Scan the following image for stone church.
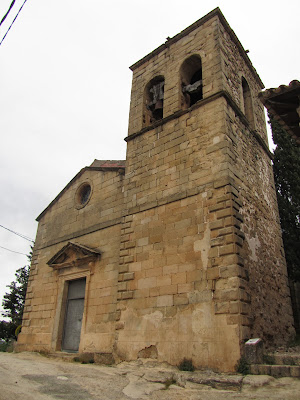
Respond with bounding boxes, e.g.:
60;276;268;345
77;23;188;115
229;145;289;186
17;8;295;372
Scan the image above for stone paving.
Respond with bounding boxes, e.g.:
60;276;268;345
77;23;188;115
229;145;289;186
0;352;300;400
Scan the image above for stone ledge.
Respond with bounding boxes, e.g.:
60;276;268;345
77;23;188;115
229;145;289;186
250;364;300;378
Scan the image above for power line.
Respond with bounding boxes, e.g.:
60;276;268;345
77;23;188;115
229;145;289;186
0;1;16;27
0;0;28;47
0;224;34;242
0;245;27;256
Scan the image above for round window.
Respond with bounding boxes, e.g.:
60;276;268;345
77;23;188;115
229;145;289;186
75;183;92;209
80;184;91;205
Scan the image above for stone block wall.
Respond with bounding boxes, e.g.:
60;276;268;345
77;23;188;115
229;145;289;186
115;183;247;370
223;102;295;346
218;21;267;142
17;169;124;354
125;97;227;211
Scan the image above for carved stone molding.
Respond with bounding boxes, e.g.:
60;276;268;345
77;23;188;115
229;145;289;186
47;241;101;270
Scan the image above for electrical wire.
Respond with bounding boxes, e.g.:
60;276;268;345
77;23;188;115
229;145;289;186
0;224;34;242
0;245;27;256
0;0;28;46
0;0;16;27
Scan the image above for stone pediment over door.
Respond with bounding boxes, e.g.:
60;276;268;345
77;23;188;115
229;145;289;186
47;242;101;270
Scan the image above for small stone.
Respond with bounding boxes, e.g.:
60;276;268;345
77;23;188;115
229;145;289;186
243;375;275;387
57;376;69;380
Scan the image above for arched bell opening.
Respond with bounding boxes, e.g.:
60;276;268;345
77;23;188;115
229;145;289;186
143;75;165;127
180;55;203;109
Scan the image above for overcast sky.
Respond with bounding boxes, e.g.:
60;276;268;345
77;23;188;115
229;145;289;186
0;0;299;316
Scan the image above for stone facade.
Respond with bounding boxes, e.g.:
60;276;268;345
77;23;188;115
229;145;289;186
16;8;295;372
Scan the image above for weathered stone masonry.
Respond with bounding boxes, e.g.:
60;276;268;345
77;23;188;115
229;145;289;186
17;8;295;372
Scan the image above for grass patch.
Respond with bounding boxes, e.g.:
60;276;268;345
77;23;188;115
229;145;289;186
164;378;176;390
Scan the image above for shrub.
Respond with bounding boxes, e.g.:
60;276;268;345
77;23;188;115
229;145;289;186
0;341;9;352
178;358;195;372
235;356;250;375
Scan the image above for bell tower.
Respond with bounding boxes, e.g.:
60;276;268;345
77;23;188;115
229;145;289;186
115;8;294;371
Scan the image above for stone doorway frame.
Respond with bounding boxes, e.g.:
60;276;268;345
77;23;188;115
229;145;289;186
47;242;101;353
53;271;91;352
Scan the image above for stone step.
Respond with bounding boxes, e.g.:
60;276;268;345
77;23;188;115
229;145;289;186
272;353;300;366
48;352;78;362
250;364;300;378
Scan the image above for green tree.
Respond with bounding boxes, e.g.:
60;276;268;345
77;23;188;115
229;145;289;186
0;247;32;343
0;320;16;343
270;115;300;282
2;265;30;327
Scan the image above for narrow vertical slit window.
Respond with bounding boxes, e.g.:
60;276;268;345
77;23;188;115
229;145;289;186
242;77;255;129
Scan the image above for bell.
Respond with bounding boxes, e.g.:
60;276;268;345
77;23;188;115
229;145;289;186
155;100;163;110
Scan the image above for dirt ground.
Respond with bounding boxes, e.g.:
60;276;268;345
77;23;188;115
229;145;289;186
0;352;299;400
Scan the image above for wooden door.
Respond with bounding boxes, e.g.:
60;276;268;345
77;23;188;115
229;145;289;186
62;278;86;352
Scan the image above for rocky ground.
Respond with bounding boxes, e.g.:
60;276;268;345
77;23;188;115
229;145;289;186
0;352;299;400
